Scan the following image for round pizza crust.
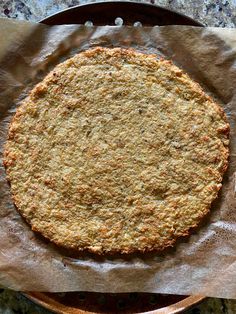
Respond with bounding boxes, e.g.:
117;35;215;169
4;47;229;254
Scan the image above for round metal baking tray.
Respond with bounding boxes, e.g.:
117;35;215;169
24;2;204;313
41;0;203;26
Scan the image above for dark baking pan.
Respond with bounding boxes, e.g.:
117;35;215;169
24;2;204;313
41;1;204;26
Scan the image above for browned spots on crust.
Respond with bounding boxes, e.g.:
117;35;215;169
31;84;46;99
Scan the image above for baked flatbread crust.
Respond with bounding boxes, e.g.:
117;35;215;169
4;47;229;254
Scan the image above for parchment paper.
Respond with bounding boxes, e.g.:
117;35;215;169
0;18;235;298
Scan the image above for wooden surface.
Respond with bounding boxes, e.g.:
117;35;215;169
24;292;205;314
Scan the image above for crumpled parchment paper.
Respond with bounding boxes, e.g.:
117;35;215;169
0;18;235;298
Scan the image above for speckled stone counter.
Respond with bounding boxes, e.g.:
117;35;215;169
0;1;235;313
1;0;236;26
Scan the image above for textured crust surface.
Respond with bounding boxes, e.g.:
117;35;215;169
4;47;229;254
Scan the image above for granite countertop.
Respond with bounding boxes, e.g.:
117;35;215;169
1;0;236;26
0;0;236;313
